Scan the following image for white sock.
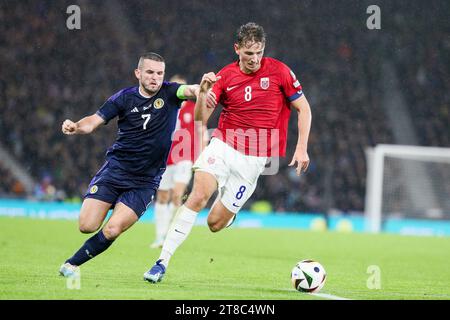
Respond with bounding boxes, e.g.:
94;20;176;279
168;202;176;217
160;202;176;239
159;205;197;267
167;202;179;223
154;202;169;242
160;202;179;239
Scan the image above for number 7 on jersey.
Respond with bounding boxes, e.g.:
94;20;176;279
142;114;151;130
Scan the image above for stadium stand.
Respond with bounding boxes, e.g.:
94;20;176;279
0;0;448;215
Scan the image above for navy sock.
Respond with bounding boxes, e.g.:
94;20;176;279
66;229;114;266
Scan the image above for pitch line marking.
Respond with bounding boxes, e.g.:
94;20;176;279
309;292;351;300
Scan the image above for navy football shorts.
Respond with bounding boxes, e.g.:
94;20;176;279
83;161;158;217
84;182;156;218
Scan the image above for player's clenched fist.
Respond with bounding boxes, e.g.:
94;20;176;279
62;119;78;135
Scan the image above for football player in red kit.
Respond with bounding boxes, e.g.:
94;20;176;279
144;22;312;283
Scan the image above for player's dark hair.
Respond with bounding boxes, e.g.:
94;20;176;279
137;52;165;69
236;22;266;47
139;52;165;62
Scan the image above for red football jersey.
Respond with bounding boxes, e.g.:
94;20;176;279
167;100;200;165
211;57;303;157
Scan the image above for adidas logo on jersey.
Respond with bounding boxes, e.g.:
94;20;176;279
131;107;139;113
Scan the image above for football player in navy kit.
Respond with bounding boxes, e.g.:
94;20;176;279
59;52;208;277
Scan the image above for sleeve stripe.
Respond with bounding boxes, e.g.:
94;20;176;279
95;110;108;125
176;85;187;100
288;90;303;102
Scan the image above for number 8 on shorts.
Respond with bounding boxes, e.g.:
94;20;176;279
235;185;247;200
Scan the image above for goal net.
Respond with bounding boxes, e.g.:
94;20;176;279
365;144;450;233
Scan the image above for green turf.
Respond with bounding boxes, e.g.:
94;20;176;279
1;216;450;300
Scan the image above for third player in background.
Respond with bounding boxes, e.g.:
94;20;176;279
150;75;208;249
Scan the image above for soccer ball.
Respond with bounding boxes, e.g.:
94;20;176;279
291;259;326;293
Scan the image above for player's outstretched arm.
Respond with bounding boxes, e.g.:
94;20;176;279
61;114;104;135
182;84;200;100
194;72;220;125
289;95;312;176
182;84;216;109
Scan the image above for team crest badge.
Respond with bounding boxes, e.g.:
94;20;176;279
207;157;215;165
90;185;98;194
154;98;165;109
260;77;270;90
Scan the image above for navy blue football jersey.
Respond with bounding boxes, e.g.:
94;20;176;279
95;82;184;186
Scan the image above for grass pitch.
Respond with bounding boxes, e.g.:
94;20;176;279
1;216;450;300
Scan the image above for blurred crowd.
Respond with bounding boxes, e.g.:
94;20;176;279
0;0;448;214
389;2;449;147
0;163;25;196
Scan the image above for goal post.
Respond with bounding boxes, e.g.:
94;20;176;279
365;144;450;233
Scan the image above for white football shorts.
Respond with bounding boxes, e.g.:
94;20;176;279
159;160;193;190
192;138;268;213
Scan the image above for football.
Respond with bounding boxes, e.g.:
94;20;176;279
291;259;326;293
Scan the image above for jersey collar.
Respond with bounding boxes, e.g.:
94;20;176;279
138;86;159;99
